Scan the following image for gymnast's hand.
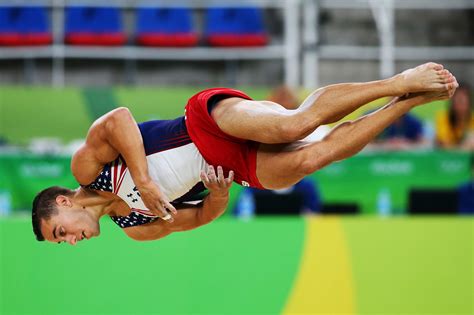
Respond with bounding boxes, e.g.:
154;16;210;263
200;165;234;197
136;179;177;223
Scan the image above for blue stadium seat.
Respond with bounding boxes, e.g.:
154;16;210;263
204;7;268;47
65;6;126;46
136;7;197;47
0;6;52;46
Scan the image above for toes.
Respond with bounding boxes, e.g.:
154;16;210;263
436;70;451;83
445;76;455;83
427;62;443;70
451;75;459;86
431;82;447;91
445;82;457;90
439;70;456;84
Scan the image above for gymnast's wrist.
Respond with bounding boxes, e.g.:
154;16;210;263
134;175;153;188
209;191;230;199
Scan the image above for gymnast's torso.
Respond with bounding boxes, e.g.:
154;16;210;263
85;117;209;228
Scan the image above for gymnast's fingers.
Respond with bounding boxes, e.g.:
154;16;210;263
207;165;217;182
225;170;234;186
158;203;174;223
200;170;210;188
217;166;225;185
163;200;177;215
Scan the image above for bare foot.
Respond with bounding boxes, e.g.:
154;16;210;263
394;62;458;95
405;80;458;107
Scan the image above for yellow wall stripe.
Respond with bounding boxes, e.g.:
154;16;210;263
283;217;355;315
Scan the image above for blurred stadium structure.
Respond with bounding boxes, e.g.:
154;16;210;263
0;0;472;213
0;1;473;315
0;0;473;87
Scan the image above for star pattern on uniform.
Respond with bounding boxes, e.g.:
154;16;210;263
87;163;113;192
110;211;158;228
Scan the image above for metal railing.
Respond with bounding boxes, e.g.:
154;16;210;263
302;0;474;88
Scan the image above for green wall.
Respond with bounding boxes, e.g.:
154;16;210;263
311;151;470;214
0;87;90;144
0;151;469;214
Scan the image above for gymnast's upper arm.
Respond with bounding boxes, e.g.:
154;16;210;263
71;112;120;185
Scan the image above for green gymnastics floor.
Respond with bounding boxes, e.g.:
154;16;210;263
1;216;472;315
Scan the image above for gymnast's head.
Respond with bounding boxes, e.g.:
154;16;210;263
32;186;100;245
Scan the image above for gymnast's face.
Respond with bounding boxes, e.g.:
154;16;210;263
40;196;100;245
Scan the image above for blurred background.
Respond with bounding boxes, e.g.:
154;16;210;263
0;0;473;314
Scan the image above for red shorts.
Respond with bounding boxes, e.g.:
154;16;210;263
185;88;264;189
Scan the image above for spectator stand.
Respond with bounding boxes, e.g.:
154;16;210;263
2;0;473;88
0;0;299;88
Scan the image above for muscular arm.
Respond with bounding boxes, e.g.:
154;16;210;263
71;107;146;184
124;166;233;241
71;107;176;218
124;192;229;241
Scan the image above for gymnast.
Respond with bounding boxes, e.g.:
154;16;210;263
31;62;458;244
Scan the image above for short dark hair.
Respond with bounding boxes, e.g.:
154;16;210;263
32;186;73;241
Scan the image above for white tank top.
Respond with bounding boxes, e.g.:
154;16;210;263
111;143;208;211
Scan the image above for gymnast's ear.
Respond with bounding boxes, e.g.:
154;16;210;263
55;195;72;207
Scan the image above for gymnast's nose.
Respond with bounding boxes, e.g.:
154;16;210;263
66;235;77;246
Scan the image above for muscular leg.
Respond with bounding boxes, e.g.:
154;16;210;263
256;88;456;189
212;63;457;144
298;63;455;125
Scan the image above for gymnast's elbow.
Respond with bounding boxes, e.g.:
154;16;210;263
196;209;224;227
124;227;171;242
104;107;134;129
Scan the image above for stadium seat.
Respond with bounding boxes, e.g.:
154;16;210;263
135;7;198;47
0;6;52;46
65;6;126;46
204;7;268;47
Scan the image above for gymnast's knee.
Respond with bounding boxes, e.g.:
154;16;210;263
276;117;319;143
297;147;335;175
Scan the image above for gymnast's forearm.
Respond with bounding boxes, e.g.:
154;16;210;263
104;107;151;186
197;192;229;224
